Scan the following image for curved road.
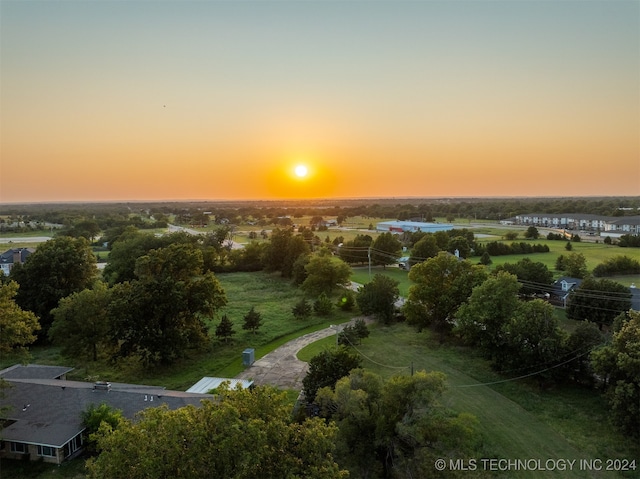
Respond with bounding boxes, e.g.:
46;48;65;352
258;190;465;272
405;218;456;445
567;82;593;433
234;318;369;390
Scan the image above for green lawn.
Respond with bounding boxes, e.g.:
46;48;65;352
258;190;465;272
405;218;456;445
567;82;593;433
298;323;638;479
0;271;354;392
351;265;412;296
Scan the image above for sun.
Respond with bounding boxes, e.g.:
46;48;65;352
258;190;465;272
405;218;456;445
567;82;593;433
294;164;308;178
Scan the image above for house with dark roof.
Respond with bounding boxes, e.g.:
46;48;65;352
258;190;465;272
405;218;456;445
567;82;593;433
0;364;212;464
0;248;34;276
551;276;583;308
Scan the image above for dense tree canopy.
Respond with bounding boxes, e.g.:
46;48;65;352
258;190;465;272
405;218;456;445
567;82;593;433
86;386;347;479
301;249;351;295
103;230;198;284
593;255;640;277
316;369;481;479
0;281;40;356
302;347;362;402
409;234;440;267
493;258;553;295
337;234;372;265
501;300;567;386
455;271;521;356
591;311;640;438
109;243;227;365
566;277;632;329
370;232;402;268
356;273;400;324
559;252;588;279
50;282;113;361
10;236;97;336
405;252;488;337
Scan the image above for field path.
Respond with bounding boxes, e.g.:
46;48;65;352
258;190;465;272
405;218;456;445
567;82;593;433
235;318;367;390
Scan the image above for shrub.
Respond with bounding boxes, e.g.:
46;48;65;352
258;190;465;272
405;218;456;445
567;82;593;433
292;298;312;320
314;292;333;316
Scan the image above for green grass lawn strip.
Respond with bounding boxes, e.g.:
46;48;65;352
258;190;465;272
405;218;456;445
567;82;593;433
298;323;634;479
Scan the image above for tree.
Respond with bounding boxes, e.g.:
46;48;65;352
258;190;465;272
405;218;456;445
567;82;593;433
561;252;588;278
67;219;101;241
494;258;553;295
283;235;311;278
565;241;573;251
591;311;640;438
565;321;603;385
10;236;97;337
405;252;488;337
0;281;40;356
262;228;310;278
337;289;355;311
501;300;567;386
479;251;492;265
338;318;369;347
102;230;196;285
593;255;640;277
455;271;521;356
227;241;266;272
242;306;262;334
301;249;351;295
352;318;370;341
504;231;519;241
409;234;440;267
86;386;347;479
313;292;334;316
82;403;124;454
315;369;481;479
566;277;632;329
524;226;540;239
49;282;113;361
371;232;402;268
448;235;470;258
302;347;362;402
292;298;312;320
338;234;372;265
356;274;399;324
215;314;236;343
109;243;227;365
291;253;311;285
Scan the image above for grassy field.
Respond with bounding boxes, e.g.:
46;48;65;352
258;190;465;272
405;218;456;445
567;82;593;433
0;272;354;391
351;266;412;296
2;269;638;478
298;323;639;479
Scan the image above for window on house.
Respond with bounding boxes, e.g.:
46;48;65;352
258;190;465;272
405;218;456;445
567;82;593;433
10;442;27;453
64;433;83;457
37;445;56;457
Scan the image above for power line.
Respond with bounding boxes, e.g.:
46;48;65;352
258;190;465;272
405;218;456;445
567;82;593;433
454;348;595;388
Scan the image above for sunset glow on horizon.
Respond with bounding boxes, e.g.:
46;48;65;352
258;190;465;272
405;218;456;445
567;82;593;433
1;1;638;203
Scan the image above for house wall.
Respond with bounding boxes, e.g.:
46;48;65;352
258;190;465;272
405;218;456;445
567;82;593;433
1;441;64;465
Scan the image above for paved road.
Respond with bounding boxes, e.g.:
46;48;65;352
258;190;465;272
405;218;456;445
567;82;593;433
235;318;369;390
0;236;52;243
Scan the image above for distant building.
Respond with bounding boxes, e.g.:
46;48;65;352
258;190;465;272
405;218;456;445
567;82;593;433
376;221;453;234
513;213;640;236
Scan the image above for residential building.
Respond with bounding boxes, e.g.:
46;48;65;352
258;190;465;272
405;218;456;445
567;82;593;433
0;364;212;464
0;248;34;276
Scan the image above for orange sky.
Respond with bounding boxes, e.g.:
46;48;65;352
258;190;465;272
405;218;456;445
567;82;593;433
1;1;638;203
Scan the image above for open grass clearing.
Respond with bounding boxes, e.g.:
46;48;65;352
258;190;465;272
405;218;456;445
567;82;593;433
298;322;637;479
0;272;354;392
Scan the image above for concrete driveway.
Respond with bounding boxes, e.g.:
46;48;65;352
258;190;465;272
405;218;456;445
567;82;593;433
234;318;368;390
